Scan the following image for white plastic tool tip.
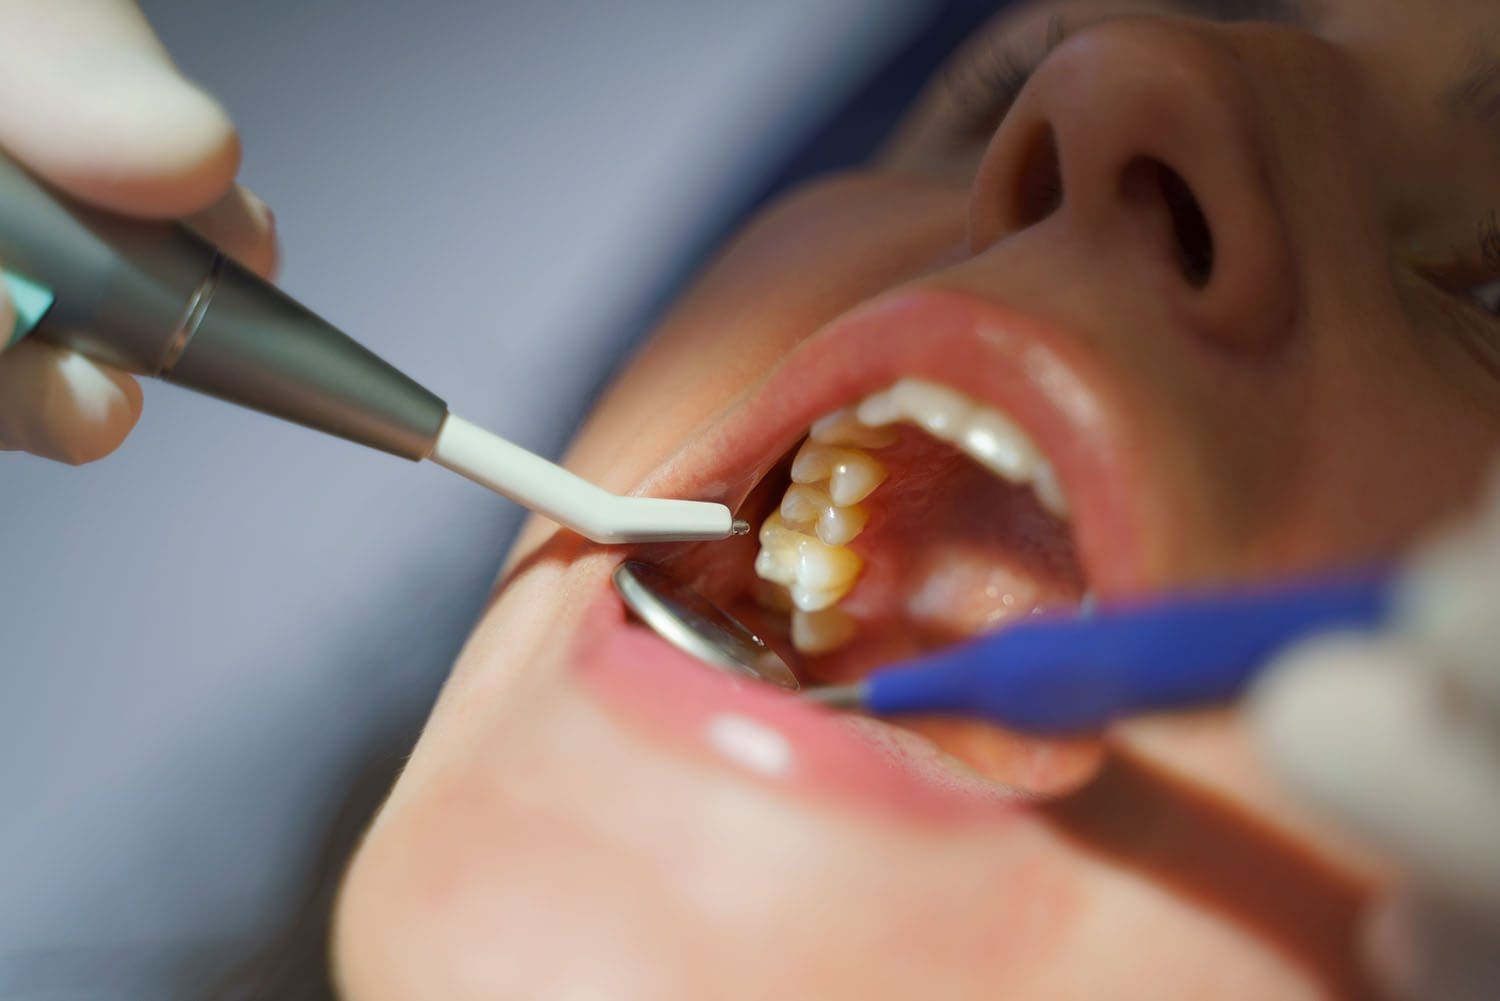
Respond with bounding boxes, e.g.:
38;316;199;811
429;413;737;544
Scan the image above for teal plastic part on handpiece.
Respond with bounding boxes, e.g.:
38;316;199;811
3;272;55;348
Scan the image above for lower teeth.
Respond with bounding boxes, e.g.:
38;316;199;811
790;606;856;655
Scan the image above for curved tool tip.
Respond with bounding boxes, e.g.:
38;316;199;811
731;518;751;536
801;682;866;710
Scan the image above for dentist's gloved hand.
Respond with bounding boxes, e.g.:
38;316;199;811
0;0;277;464
1251;470;1500;1001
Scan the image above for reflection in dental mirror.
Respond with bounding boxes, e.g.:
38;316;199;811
612;560;800;690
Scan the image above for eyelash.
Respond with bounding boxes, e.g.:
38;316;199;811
1470;212;1500;315
943;15;1071;141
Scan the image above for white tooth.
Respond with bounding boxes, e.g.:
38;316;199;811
810;409;898;448
790;441;839;483
779;483;828;527
960;408;1040;484
791;607;856;655
790;583;843;612
855;388;904;428
890;378;971;440
1032;460;1070;518
754;546;797;587
828;451;887;506
794;535;862;591
816;503;868;546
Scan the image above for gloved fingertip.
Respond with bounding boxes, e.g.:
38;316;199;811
1249;633;1381;758
0;344;143;464
10;56;241;218
50;352;143;464
87;59;242;217
186;184;281;279
1248;632;1424;825
250;196;283;281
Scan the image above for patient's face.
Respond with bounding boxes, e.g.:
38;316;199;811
336;1;1500;997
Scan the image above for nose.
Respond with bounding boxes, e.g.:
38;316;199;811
970;19;1297;353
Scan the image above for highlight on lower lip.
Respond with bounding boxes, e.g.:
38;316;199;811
571;588;1027;821
705;713;795;777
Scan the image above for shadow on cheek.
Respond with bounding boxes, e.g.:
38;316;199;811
1040;747;1378;999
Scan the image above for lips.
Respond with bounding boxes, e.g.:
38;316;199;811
570;286;1149;809
574;586;1030;820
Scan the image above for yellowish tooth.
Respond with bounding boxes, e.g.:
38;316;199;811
790;583;842;612
811;408;898;448
754;546;797;587
828;451;887;506
794;535;863;591
891;378;971;440
790;441;839;483
1033;461;1070;518
758;511;796;548
791;607;856;655
816;503;868;546
755;511;805;587
779;483;829;527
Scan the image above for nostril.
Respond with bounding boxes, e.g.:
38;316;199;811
1122;157;1215;288
1158;163;1214;287
1013;126;1063;228
1156;160;1214;287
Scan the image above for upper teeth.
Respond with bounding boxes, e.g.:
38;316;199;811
791;444;889;506
858;379;1066;517
809;410;898;449
755;378;1072;657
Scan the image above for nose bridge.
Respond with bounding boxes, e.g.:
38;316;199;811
972;18;1299;355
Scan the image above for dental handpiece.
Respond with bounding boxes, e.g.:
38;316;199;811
0;149;741;544
804;572;1393;733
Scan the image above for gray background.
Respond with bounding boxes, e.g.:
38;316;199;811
0;2;918;995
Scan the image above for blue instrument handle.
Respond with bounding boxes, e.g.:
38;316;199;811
863;572;1393;733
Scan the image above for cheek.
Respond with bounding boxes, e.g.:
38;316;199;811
563;173;968;492
1258;308;1500;568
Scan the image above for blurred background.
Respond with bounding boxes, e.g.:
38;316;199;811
0;2;1000;996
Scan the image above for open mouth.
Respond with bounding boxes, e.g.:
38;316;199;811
579;288;1146;800
745;378;1087;672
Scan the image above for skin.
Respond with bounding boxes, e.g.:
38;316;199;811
333;1;1500;997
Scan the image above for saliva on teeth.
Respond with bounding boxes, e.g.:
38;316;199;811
754;378;1072;657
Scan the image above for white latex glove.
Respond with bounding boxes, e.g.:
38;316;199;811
1251;468;1500;1001
0;0;277;464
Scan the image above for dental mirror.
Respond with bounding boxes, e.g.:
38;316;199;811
612;560;800;691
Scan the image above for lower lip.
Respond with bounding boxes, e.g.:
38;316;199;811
571;581;1029;823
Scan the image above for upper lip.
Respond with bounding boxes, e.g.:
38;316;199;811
623;286;1149;597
